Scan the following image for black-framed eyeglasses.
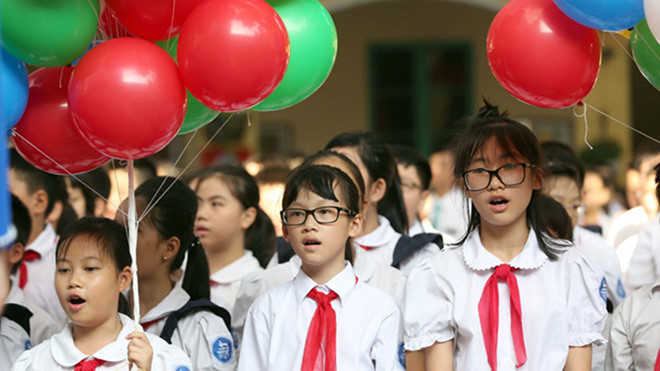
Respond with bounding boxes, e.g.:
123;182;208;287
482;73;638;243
280;206;356;226
462;163;534;191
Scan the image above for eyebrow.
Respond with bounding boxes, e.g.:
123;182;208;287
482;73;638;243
56;256;104;263
470;152;518;165
197;195;226;202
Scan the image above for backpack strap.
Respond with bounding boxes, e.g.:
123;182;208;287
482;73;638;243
160;299;231;344
3;303;32;336
276;236;296;264
392;233;444;269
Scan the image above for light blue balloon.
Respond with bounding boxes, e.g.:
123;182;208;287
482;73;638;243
554;0;643;31
1;48;28;131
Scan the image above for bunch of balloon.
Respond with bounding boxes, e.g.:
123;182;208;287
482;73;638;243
68;38;187;160
487;0;601;109
0;0;99;67
11;67;110;175
1;48;28;131
177;0;290;112
631;19;660;91
252;0;338;111
554;0;643;31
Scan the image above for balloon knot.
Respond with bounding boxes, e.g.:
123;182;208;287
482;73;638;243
577;101;584;107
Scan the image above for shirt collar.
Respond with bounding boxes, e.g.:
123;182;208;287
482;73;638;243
25;223;57;256
140;286;190;323
293;263;357;308
463;229;548;271
210;251;262;284
352;246;374;281
51;313;136;366
354;215;399;248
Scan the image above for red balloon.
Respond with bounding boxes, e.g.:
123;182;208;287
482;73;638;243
11;67;110;175
487;0;601;108
68;38;186;160
98;7;132;39
105;0;205;41
178;0;290;112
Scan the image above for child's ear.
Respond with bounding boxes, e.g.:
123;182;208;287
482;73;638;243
368;178;387;204
118;266;132;293
7;243;23;266
32;190;49;216
532;167;543;190
281;224;290;242
240;206;257;230
163;237;180;262
348;214;363;238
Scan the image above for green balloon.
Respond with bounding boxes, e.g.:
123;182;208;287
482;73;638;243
0;0;99;67
632;19;660;91
252;0;337;111
156;36;221;134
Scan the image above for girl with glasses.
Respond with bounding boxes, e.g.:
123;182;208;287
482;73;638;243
403;102;607;370
239;165;403;370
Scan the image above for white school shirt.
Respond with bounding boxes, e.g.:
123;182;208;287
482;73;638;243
139;286;236;370
607;277;660;371
0;315;31;370
16;223;67;327
606;206;649;277
239;263;404;371
428;187;468;238
354;215;439;272
626;214;660;290
209;251;264;315
6;280;59;346
11;313;192;371
404;229;607;371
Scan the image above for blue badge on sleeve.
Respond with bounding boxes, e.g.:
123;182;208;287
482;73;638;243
212;337;233;363
398;341;406;368
617;279;626;299
599;277;607;303
175;367;190;371
24;340;31;350
231;326;240;350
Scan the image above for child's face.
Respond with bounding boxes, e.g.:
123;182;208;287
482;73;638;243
195;177;255;252
464;138;541;230
544;175;581;228
398;164;427;227
9;170;40;219
282;187;362;270
55;235;131;328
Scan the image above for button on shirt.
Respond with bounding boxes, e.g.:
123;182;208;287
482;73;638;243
608;277;660;370
139;286;235;371
11;313;192;371
404;229;607;371
239;263;403;371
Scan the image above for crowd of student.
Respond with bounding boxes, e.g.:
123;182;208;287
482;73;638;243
1;101;660;370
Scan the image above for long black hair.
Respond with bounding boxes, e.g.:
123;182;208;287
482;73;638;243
453;101;569;260
195;165;276;268
325;132;408;234
135;177;210;300
282;165;361;264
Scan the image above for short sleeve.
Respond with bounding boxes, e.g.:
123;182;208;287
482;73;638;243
607;296;634;371
150;335;193;371
370;305;403;371
10;348;34;371
566;251;608;347
403;257;455;351
237;296;271;371
172;311;236;371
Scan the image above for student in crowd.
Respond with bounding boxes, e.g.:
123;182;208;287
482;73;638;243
1;196;58;369
404;102;607;370
580;165;624;236
325;132;441;272
9;148;67;326
115;177;235;370
254;164;290;239
239;165;402;370
67;168;112;219
12;217;192;370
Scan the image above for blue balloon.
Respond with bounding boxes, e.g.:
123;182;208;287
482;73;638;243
553;0;643;31
1;48;28;131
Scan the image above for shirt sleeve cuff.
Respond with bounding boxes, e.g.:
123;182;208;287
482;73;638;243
404;332;454;351
568;332;607;347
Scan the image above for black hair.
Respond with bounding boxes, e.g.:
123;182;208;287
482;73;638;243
282;165;361;264
254;165;290;185
10;195;32;275
654;163;660;204
135;177;209;301
325;132;408;235
390;144;432;191
51;175;78;235
10;148;61;216
540;142;584;191
56;217;132;316
530;194;573;241
69;168;111;217
299;150;366;207
196;165;276;268
452;101;569;260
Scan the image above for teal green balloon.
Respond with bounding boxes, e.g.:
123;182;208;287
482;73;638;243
0;0;99;67
156;36;220;134
632;19;660;91
252;0;337;111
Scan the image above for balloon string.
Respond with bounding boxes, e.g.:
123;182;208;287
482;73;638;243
58;67;65;89
165;0;177;54
9;130;129;219
138;112;235;222
573;103;593;150
608;32;634;61
637;26;660;63
86;0;100;28
584;102;660;145
247;111;253;127
126;160;142;345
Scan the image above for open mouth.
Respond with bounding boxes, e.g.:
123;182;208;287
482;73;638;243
303;238;321;247
489;196;509;209
68;294;86;310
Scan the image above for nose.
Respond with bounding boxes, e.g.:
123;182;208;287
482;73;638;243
301;211;319;231
488;173;505;190
195;203;208;221
67;270;82;289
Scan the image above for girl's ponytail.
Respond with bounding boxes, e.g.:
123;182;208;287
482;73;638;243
244;208;276;268
182;236;211;301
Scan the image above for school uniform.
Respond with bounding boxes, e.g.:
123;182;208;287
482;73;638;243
238;263;404;371
607;277;660;370
139;286;236;370
0;311;31;370
626;214;660;291
427;187;468;238
6;280;59;345
354;215;440;272
16;223;67;327
11;313;192;371
404;229;607;370
209;250;264;315
606;206;649;277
